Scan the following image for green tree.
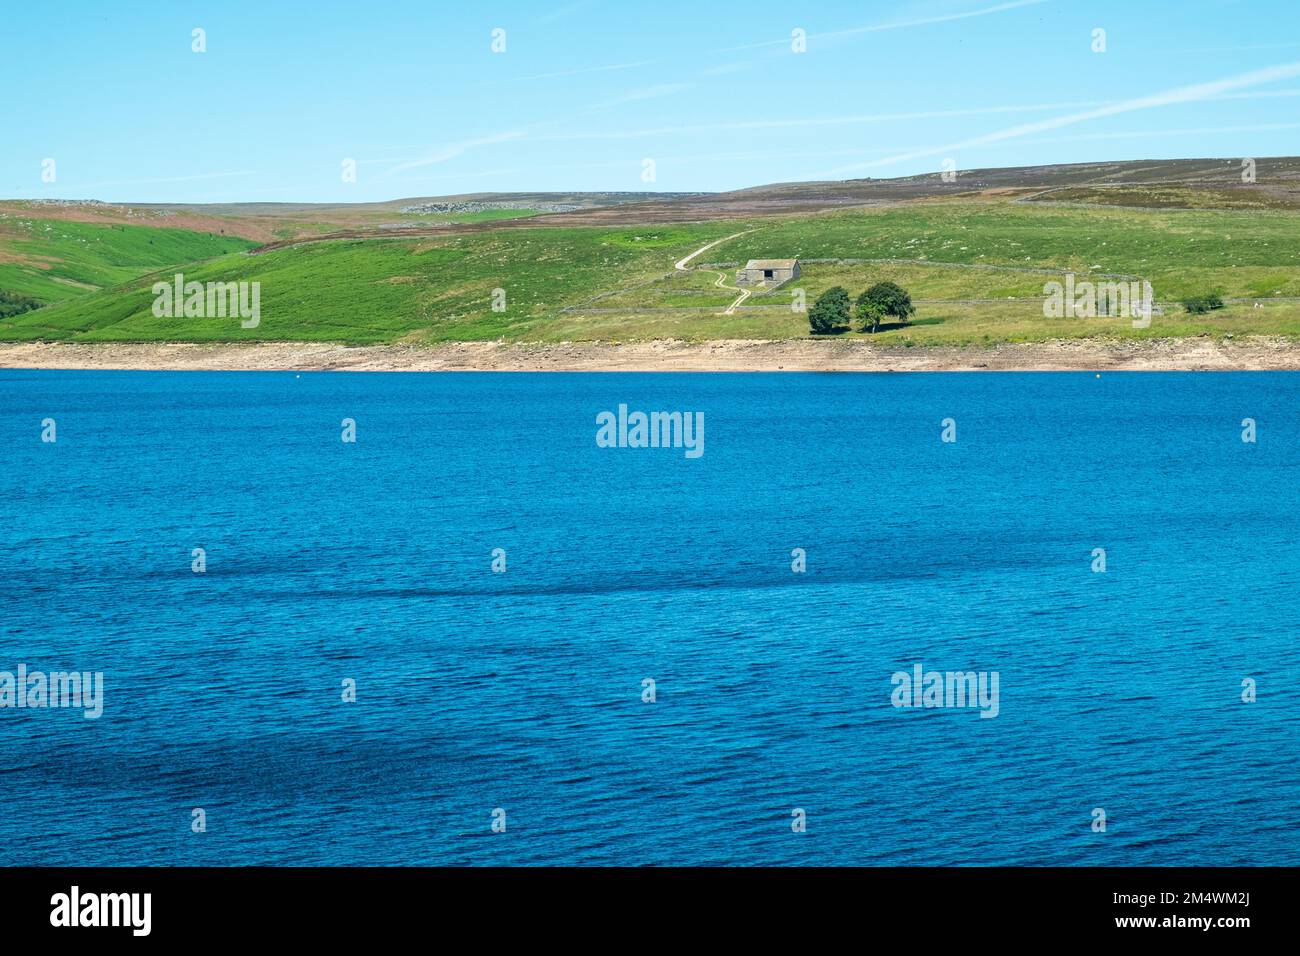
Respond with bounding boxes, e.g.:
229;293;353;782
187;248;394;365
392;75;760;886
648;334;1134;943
856;281;915;330
856;301;885;333
809;286;851;334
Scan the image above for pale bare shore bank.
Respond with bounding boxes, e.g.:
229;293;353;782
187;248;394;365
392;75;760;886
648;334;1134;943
4;338;1300;372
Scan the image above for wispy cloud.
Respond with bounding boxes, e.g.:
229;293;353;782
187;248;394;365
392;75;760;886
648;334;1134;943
489;58;660;84
487;1;1047;87
1163;41;1300;56
718;0;1050;53
533;0;595;25
381;167;529;187
532;99;1112;142
363;84;1300;185
377;131;529;178
58;170;259;190
586;82;693;111
1011;122;1300;146
1215;88;1300;102
819;60;1300;176
700;61;753;77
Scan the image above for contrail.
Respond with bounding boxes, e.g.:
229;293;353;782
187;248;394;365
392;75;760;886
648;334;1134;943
491;0;1049;84
718;0;1051;52
822;60;1300;176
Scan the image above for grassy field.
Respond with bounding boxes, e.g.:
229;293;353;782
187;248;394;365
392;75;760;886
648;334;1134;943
0;224;743;343
721;202;1300;297
1026;184;1300;211
0;216;256;304
4;196;1300;345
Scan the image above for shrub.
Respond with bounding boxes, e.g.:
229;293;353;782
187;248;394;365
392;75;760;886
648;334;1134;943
1184;293;1225;314
0;290;42;319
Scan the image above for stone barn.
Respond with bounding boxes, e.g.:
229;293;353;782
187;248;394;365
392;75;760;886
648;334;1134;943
736;258;800;287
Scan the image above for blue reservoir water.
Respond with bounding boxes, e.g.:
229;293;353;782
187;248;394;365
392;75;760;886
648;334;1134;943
1;370;1297;866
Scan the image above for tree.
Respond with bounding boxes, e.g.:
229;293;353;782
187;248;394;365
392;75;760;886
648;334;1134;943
856;301;885;334
856;281;915;330
809;286;851;334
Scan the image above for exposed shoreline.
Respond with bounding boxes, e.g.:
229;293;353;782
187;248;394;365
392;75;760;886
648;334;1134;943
4;337;1300;372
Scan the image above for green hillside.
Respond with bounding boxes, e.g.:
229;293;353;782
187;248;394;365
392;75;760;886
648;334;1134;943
0;216;256;305
5;198;1300;346
0;224;739;343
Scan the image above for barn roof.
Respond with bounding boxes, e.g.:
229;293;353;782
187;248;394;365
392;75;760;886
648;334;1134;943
743;258;799;269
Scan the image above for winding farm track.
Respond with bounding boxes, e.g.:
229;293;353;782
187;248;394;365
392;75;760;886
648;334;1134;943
673;229;753;271
713;270;751;315
673;229;754;314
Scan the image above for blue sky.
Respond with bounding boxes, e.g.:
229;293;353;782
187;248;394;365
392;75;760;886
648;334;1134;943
5;0;1300;202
